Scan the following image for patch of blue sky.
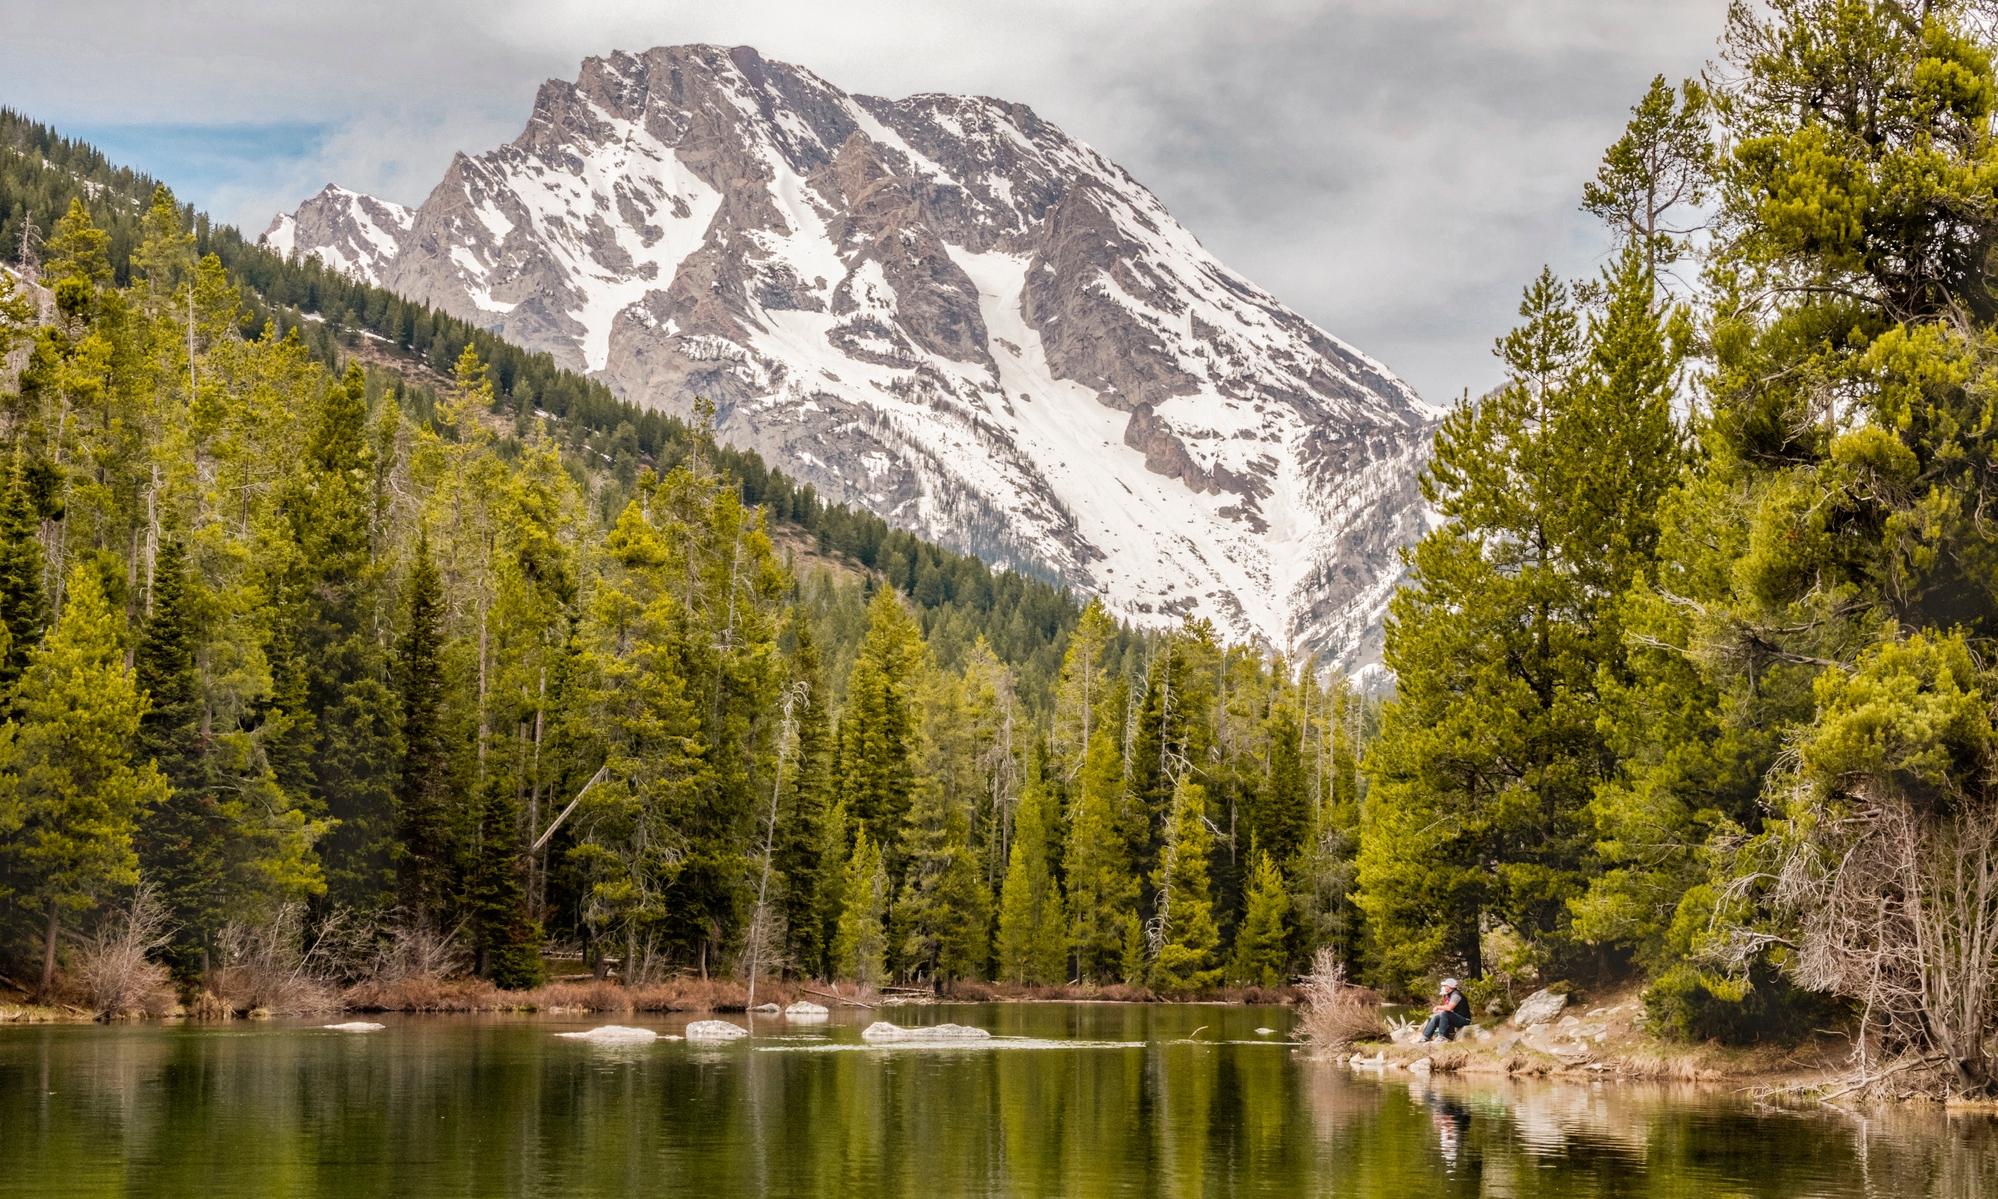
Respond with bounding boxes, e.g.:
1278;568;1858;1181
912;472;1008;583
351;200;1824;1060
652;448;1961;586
63;122;332;229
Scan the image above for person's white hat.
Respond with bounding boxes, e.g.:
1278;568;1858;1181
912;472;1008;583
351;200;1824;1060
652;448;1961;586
1439;978;1459;991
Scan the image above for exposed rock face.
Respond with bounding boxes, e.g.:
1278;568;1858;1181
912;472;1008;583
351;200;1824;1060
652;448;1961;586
259;185;413;287
266;44;1441;667
1511;988;1569;1029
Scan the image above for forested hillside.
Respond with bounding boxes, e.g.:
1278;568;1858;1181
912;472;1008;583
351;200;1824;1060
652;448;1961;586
7;0;1993;1081
0;115;1371;1002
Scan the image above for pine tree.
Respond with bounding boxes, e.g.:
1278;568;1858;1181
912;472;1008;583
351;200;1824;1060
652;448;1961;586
996;773;1065;985
1051;597;1118;781
934;822;992;982
396;536;454;921
1148;779;1222;994
1357;256;1679;991
838;587;922;863
1229;850;1290;988
297;364;400;916
1065;728;1136;981
9;568;169;998
812;798;852;980
777;611;833;976
0;450;50;698
468;781;545;988
1253;699;1308;867
131;184;195;310
831;829;888;985
132;538;223;978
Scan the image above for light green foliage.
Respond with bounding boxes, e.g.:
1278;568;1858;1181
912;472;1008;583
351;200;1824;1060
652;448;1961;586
831;829;888;985
1229;851;1290;988
1360;248;1682;990
1065;728;1136;982
838;587;923;862
1148;779;1222;994
1582;74;1712;275
996;772;1065;985
9;568;168;991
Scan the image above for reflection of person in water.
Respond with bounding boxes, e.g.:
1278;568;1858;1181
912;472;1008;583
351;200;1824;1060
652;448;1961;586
1425;1092;1471;1166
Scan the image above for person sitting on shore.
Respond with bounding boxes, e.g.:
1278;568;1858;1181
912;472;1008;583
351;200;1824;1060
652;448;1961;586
1419;978;1471;1043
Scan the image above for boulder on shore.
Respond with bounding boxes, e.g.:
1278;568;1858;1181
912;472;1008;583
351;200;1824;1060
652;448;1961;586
1510;988;1568;1028
684;1020;748;1041
860;1021;990;1042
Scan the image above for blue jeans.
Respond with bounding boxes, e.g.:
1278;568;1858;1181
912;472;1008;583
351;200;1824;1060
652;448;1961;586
1420;1010;1468;1041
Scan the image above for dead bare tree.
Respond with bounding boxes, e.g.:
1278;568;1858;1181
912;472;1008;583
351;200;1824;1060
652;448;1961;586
1712;637;1998;1098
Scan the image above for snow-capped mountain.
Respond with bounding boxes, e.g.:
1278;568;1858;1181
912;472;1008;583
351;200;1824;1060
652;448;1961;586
265;44;1440;668
260;184;414;287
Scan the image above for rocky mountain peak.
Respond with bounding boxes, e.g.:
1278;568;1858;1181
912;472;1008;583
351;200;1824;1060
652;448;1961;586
259;183;413;286
267;43;1441;669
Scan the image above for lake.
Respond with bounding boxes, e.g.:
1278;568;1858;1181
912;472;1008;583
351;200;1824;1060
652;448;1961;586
2;1003;1993;1197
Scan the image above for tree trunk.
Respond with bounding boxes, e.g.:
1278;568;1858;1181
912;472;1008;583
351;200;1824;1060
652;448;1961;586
39;905;59;1002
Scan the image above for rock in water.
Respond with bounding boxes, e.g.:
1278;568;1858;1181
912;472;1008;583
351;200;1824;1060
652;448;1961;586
749;1003;781;1014
1510;988;1569;1028
1253;1027;1275;1035
555;1025;659;1044
1409;1057;1433;1076
784;1001;830;1020
323;1022;385;1032
860;1021;991;1042
684;1020;749;1041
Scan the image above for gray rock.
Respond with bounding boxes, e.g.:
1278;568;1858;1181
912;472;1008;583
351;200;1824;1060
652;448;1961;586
860;1021;991;1042
1409;1057;1433;1075
783;1000;830;1019
1510;988;1569;1028
556;1025;659;1044
683;1020;748;1041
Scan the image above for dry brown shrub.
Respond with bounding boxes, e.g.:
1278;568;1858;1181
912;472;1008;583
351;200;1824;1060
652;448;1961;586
70;886;176;1018
213;905;340;1015
1232;985;1299;1005
185;991;231;1020
1298;950;1384;1050
342;976;502;1012
1428;1050;1469;1072
1098;983;1157;1003
364;921;470;984
524;980;633;1013
632;978;752;1012
945;980;998;1001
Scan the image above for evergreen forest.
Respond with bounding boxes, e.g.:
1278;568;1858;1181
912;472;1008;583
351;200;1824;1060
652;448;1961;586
7;0;1998;1083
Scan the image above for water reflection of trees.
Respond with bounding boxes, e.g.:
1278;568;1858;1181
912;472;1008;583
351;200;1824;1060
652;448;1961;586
6;1022;1998;1196
1306;1068;1998;1198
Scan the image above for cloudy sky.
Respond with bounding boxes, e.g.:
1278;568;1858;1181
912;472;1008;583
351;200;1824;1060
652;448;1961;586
6;0;1727;401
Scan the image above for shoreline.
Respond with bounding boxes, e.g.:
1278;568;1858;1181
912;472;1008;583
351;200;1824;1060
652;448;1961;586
0;976;1303;1025
4;983;1849;1091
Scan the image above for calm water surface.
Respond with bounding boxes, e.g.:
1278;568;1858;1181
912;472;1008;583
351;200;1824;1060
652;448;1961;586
3;1003;1994;1197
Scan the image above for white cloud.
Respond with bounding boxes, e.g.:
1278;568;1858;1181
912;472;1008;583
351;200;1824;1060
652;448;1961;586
4;0;1728;399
